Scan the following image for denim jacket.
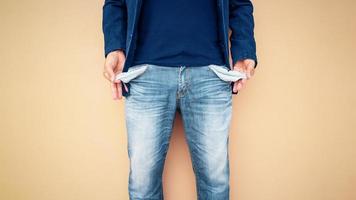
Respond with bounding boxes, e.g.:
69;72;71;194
102;0;257;96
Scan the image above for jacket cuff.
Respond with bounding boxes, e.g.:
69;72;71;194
104;42;126;58
230;39;258;69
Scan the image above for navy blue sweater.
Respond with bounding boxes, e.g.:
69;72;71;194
132;0;225;67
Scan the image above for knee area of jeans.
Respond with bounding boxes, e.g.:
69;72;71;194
128;146;165;170
200;168;230;188
128;163;163;199
129;182;162;200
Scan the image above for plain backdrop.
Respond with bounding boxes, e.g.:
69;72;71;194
1;0;356;199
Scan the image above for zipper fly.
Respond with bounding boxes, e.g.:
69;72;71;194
177;65;187;99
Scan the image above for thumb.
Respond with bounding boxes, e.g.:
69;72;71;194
106;68;116;83
112;61;124;83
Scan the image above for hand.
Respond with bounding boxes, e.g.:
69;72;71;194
103;50;127;100
232;59;256;93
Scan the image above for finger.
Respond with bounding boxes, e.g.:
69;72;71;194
240;79;247;89
111;82;118;100
114;77;122;84
248;69;255;79
104;63;116;82
105;69;116;82
237;80;243;90
246;68;252;79
237;79;245;90
113;61;124;83
123;82;128;92
247;65;255;79
117;81;123;99
237;83;243;90
233;63;244;72
242;64;249;74
233;81;238;93
103;71;114;82
238;64;248;79
250;68;255;77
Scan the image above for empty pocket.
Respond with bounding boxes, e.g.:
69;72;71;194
208;64;246;82
115;64;149;83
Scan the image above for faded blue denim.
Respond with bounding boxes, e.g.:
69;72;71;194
122;64;241;200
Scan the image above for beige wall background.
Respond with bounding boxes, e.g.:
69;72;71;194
1;0;355;199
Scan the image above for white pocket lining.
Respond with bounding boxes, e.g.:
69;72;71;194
208;64;247;82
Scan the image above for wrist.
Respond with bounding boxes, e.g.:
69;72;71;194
108;49;125;58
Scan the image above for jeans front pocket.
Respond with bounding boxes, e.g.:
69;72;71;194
207;64;247;82
115;64;149;84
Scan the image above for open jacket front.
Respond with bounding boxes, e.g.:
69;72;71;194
102;0;258;97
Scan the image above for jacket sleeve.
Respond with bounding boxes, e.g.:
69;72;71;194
102;0;127;58
229;0;258;68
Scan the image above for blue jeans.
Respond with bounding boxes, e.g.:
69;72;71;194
123;64;233;200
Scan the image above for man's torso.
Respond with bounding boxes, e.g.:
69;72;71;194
132;0;225;67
